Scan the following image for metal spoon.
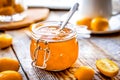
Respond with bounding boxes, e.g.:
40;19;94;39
59;3;79;30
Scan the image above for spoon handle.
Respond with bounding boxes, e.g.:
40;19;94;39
59;3;79;30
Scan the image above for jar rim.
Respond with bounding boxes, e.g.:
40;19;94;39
31;21;76;42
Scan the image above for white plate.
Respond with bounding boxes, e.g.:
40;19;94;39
91;29;120;34
62;11;120;34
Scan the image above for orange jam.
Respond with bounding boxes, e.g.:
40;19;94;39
30;22;78;71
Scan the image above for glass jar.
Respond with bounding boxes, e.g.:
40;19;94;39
30;21;78;71
0;0;27;22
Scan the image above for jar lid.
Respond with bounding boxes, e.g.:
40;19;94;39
31;21;76;42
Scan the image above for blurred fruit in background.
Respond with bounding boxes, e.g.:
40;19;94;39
0;0;25;15
76;17;109;32
0;0;27;22
91;17;109;31
76;17;92;30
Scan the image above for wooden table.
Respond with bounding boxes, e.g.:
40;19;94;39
0;10;120;80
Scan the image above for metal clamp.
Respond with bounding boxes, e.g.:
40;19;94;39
31;39;50;69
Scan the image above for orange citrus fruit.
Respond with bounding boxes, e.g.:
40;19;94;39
96;58;119;77
0;6;15;15
0;33;12;49
74;66;95;80
0;57;19;72
76;17;92;30
14;4;24;13
91;17;109;31
0;70;22;80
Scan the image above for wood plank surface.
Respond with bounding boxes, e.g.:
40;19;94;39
5;28;120;80
0;10;120;80
91;33;120;60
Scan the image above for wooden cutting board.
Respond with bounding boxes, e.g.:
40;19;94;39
0;8;49;30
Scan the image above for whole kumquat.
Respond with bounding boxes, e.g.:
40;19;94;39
74;66;95;80
91;17;109;31
0;70;22;80
0;57;19;72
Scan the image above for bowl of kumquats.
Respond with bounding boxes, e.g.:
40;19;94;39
68;12;120;34
76;17;109;32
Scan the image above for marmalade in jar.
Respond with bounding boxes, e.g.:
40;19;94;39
30;21;78;71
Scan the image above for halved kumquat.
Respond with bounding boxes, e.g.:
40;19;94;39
96;58;119;77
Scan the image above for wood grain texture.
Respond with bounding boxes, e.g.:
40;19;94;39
91;33;120;60
5;28;120;80
0;8;49;30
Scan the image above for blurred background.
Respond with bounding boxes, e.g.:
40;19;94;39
25;0;120;11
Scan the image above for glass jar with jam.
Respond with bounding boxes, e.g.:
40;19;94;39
0;0;27;22
30;21;78;71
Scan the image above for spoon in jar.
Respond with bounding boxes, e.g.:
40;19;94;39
59;3;79;30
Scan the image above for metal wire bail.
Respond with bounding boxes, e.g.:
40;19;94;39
31;39;50;69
